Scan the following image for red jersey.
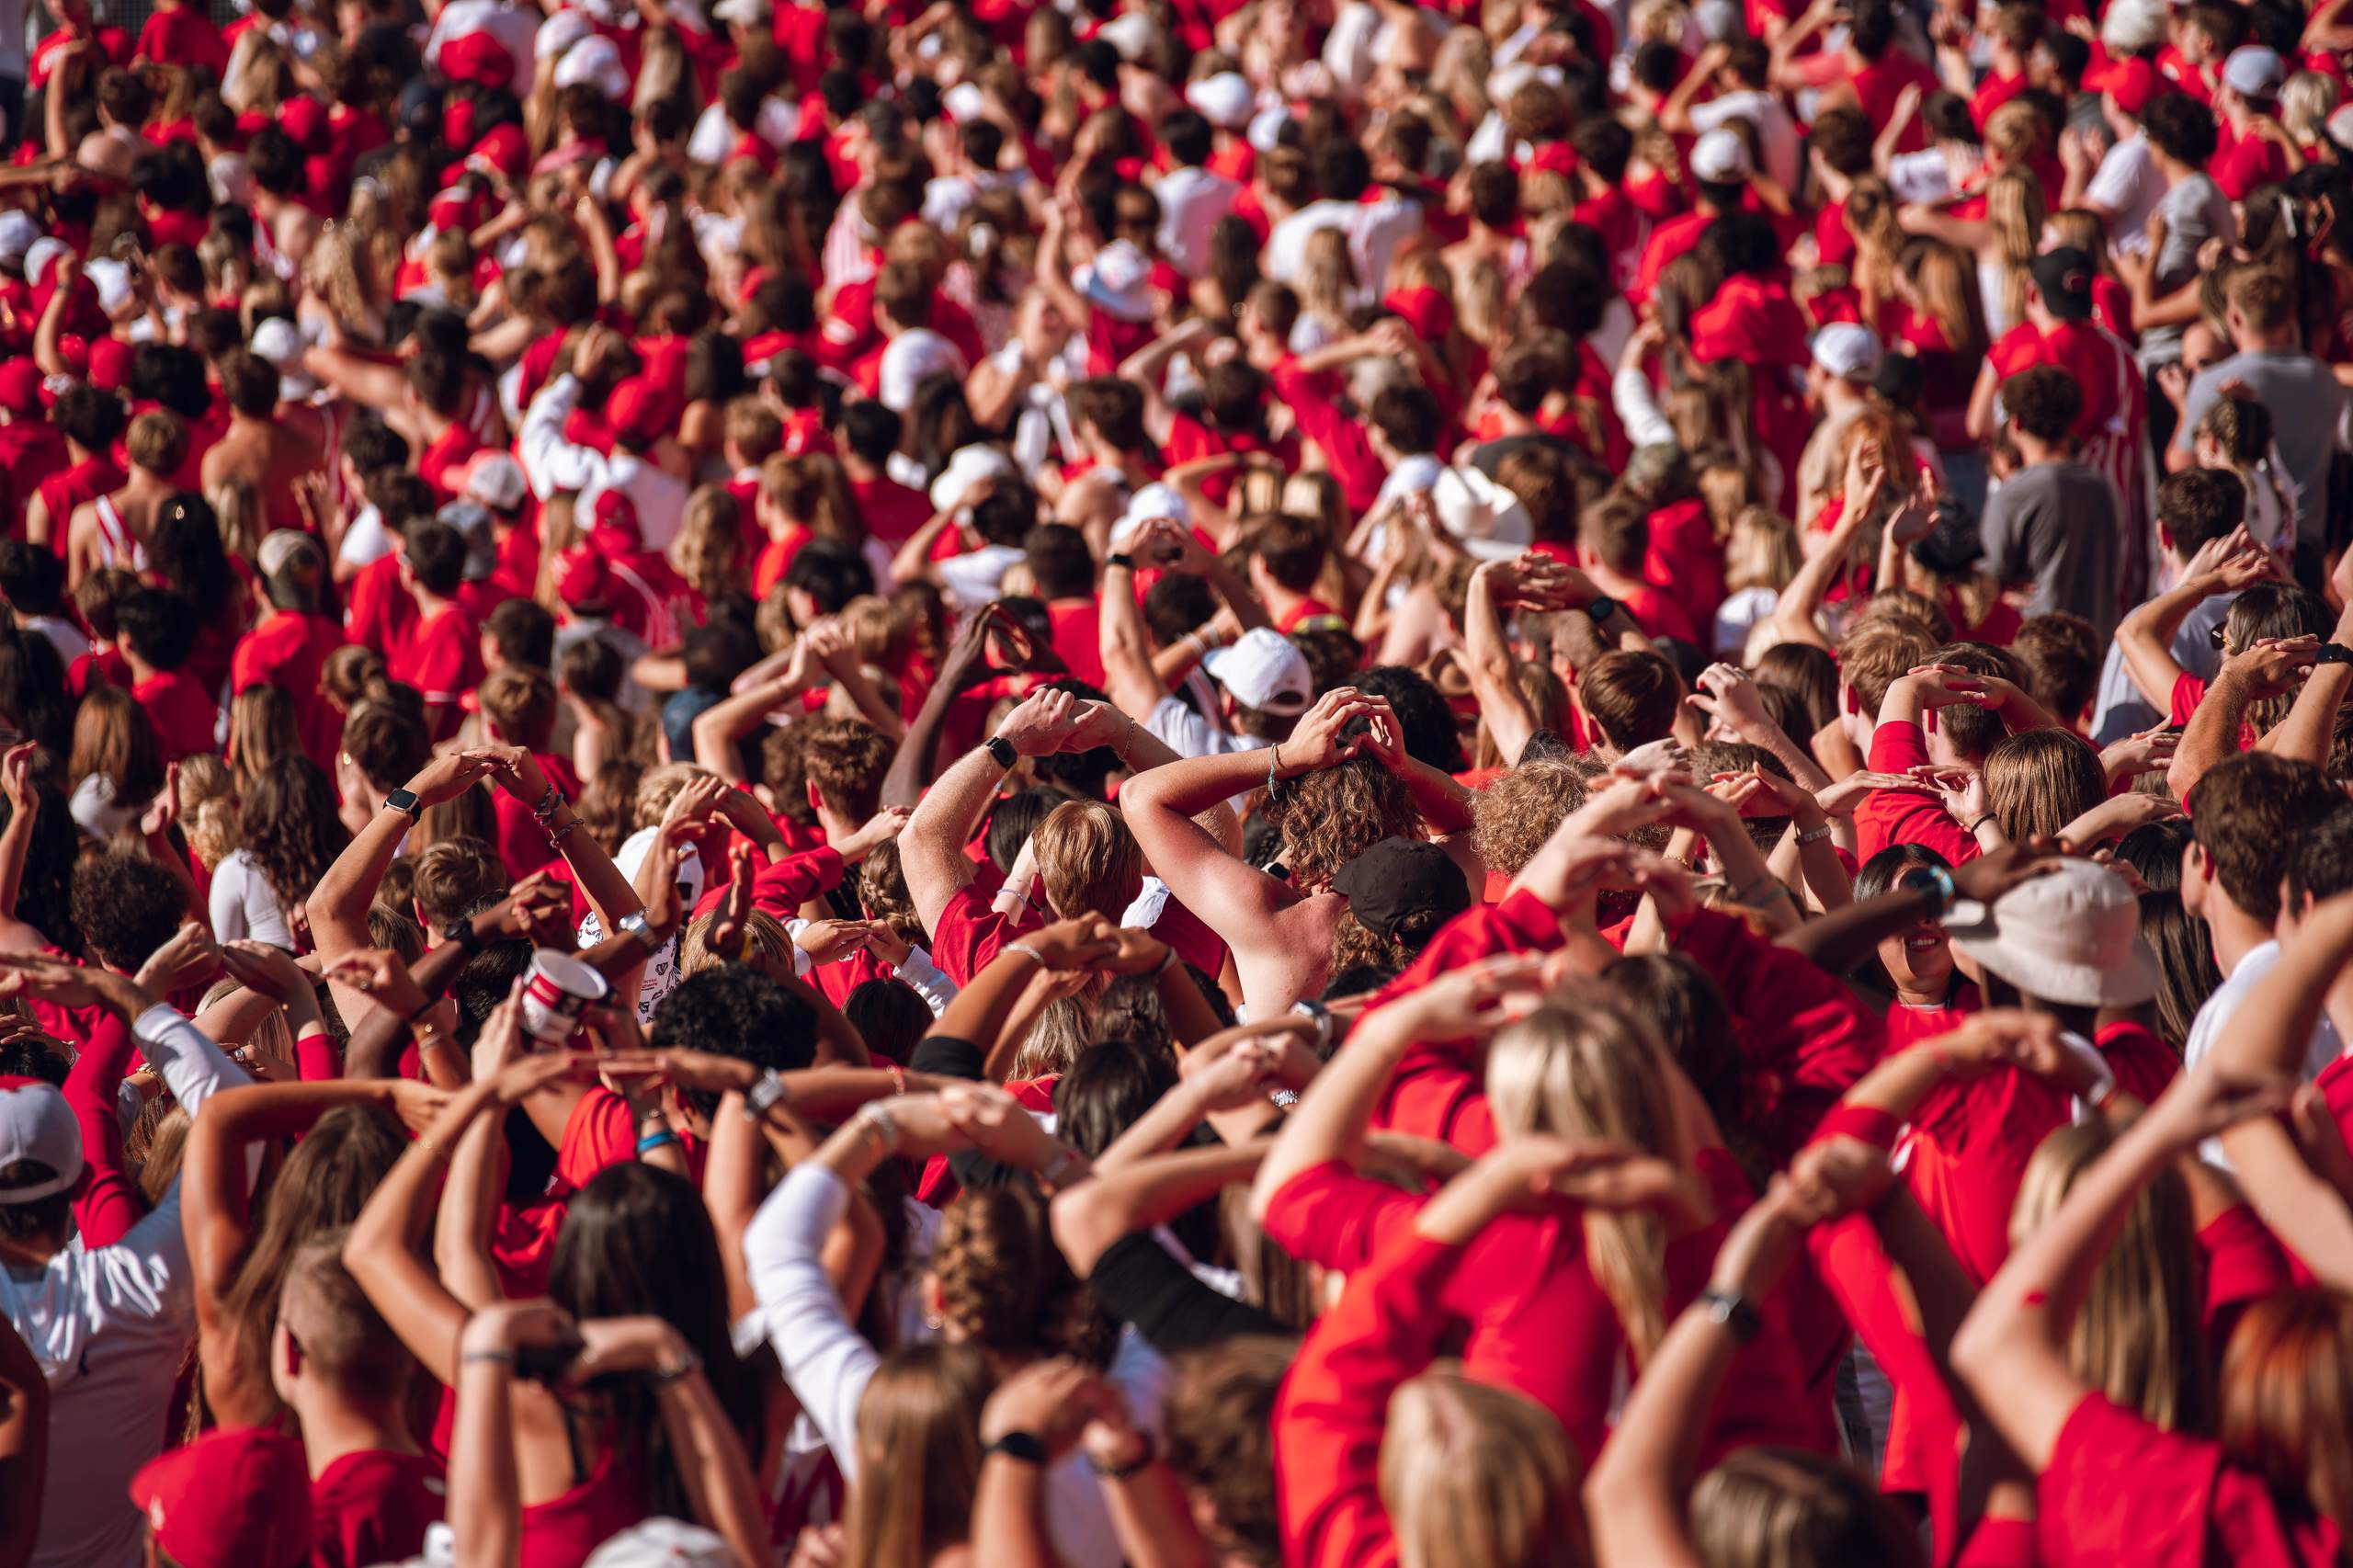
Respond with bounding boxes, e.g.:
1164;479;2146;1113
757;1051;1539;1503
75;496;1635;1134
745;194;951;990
311;1450;447;1568
133;669;218;762
387;601;482;739
231;609;344;772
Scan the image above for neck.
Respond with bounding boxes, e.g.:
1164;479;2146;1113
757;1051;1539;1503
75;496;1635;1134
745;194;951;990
291;1391;420;1477
1259;581;1309;618
2206;901;2277;977
123;651;161;684
229;412;278;437
2239;329;2297;353
2011;435;2063;467
816;803;858;843
1893;972;1956;1009
414;588;452;617
1588;563;1643;596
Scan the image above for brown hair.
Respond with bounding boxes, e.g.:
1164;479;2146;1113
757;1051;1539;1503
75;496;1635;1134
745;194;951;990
843;1342;990;1568
2218;1288;2353;1539
1689;1447;1924;1568
277;1229;415;1405
1983;728;2106;844
406;836;504;926
801;717;892;822
930;1183;1105;1361
1033;798;1144;920
1264;757;1423;891
479;665;558;751
1579;651;1681;753
1835;615;1938;721
2010;614;2103;728
68;683;163;809
1472;758;1597;876
1161;1335;1297;1568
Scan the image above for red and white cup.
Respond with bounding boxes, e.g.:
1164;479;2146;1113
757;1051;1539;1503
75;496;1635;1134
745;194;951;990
519;949;610;1043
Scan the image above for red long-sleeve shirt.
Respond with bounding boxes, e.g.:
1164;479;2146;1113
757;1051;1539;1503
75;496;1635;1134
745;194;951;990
1855;720;1981;868
63;1013;142;1248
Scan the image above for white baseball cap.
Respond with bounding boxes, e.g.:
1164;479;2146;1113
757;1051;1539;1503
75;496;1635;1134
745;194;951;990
1811;322;1882;380
0;211;39;270
1097;11;1155;61
23;237;67;291
1074;239;1154;323
927;442;1017;514
1690;128;1753;183
2222;44;2284;97
1113;481;1192;552
1187;72;1253;130
535;6;596;61
1429;465;1533;562
554;34;630;99
1944;860;2159;1007
461;450;529;511
1202;627;1313;716
877;329;968;414
0;1076;81;1200
583;1519;736;1568
710;0;766;26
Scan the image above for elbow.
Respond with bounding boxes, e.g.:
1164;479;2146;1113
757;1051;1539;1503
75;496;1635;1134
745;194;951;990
1046;1184;1105;1278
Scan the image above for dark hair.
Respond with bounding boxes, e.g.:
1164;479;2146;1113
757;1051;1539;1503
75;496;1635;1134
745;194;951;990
243;756;352;913
780;539;874;616
1023;524;1095;600
2156;468;2246;555
1161;107;1211;166
114;587;198;672
1353;665;1467;774
150;494;234;625
839;401;902;465
52;385;127;453
2191;754;2346;922
2002;366;2082;444
2142;92;2221;165
1051;1036;1176;1160
843;978;933;1065
71;851;188;971
0;778;75;952
1368;385;1441;455
483;598;555;670
647;967;819;1115
0;540;64;617
1849;0;1896;56
984;788;1057;874
402;519;467;597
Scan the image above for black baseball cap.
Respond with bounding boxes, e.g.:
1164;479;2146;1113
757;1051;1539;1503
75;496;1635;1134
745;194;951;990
2029;247;2096;321
1331;837;1472;949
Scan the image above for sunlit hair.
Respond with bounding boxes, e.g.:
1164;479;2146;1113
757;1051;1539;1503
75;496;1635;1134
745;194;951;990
2009;1120;2213;1435
2282;71;2340;148
1904;237;1987;363
1984;168;2045;329
928;1182;1107;1362
69;683;164;812
1472;758;1597;876
844;1342;990;1568
1034;798;1144;919
1982;727;2106;844
1484;995;1677;1356
2219;1287;2353;1539
1474;663;1570;771
631;761;711;832
1266;756;1423;891
1689;1446;1925;1568
678;908;792;982
676;484;745;605
1380;1365;1587;1568
228;684;302;795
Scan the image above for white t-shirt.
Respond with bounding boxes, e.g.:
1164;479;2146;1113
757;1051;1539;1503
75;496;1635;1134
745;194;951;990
8;1006;247;1568
1145;691;1263;760
1153;165;1240;280
2183;937;2342;1165
2086;132;2164;258
1688;90;1802;194
934;543;1027;611
207;849;294;949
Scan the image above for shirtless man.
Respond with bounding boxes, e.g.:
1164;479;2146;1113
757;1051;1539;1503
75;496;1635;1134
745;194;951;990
65;410;181;590
202;347;323;535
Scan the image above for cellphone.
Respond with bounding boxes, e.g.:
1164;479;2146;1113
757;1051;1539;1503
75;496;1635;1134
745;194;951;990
2315;642;2353;666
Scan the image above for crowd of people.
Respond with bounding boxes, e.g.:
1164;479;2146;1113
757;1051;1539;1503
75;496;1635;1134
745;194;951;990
4;0;2353;1561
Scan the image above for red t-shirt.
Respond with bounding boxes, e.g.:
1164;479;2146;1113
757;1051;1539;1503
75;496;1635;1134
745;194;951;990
311;1450;447;1568
849;474;932;542
134;5;227;72
345;552;415;662
232;608;344;772
2037;1391;2343;1566
388;601;482;739
1855;719;1983;867
1987;319;2123;444
133;669;218;762
2211;119;2291;204
927;881;1041;988
1045;598;1106;688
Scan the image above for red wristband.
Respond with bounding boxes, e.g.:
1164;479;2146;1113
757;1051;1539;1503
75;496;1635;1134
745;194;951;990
1811;1105;1901;1152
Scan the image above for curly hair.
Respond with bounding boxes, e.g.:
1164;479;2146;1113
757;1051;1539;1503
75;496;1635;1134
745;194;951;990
1265;757;1422;890
241;756;352;915
1472;758;1598;877
929;1182;1112;1365
801;718;892;821
70;850;190;972
648;965;818;1113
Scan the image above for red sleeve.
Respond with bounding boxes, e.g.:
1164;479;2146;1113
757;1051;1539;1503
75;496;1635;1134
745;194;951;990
2195;1200;2290;1342
1855;721;1982;867
294;1032;340;1082
2034;1392;2241;1568
63;1013;142;1248
1274;1233;1461;1568
556;1086;636;1190
1660;911;1884;1163
1259;1159;1423;1276
1269;358;1388;517
2168;671;2208;727
926;882;1030;989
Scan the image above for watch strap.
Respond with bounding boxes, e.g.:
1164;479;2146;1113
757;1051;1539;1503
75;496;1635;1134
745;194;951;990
1583;594;1621;625
1698;1288;1762;1343
986;1431;1049;1465
983;735;1018;770
1107;551;1138;571
442;917;484;954
743;1068;789;1121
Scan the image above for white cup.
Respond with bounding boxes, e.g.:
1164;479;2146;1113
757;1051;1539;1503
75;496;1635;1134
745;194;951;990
519;949;611;1043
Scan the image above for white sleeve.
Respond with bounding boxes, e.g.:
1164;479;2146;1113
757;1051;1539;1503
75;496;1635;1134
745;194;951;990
518;374;607;502
1885;148;1952;204
2086;142;2145;215
133;1003;251;1122
1612;367;1678;449
744;1163;881;1483
207;858;249;945
893;948;959;1016
780;920;815;978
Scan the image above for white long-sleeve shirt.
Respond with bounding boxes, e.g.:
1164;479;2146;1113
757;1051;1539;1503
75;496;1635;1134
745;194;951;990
745;1164;1165;1568
8;1005;248;1568
517;374;690;552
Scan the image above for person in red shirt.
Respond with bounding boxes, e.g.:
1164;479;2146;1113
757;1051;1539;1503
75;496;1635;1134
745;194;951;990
1024;522;1108;689
117;583;218;762
272;1240;447;1568
2210;44;2294;200
132;0;228;74
130;1426;313;1568
1576;496;1699;645
385;517;482;742
1243;515;1344;634
478;665;585;881
553;490;704;650
836;402;931;544
232;529;346;773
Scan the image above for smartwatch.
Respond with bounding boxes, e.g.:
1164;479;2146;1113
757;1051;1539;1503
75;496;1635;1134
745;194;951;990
743;1068;790;1122
442;917;484;955
1698;1288;1762;1343
983;735;1018;770
985;1432;1049;1465
617;911;658;954
383;788;422;821
1583;593;1622;626
1107;551;1138;571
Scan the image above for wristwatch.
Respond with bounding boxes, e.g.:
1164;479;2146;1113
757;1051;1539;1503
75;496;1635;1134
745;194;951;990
1583;594;1622;626
617;911;658;954
1899;864;1958;921
985;1432;1049;1465
383;788;422;821
743;1068;790;1122
442;917;484;954
983;735;1018;770
1107;551;1138;571
1698;1288;1762;1343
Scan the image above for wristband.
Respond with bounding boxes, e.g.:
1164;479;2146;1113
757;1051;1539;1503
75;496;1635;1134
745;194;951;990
635;1130;680;1156
1697;1288;1762;1343
1004;942;1048;968
1794;822;1832;846
1811;1105;1901;1152
548;815;583;846
650;1345;702;1386
461;1348;518;1369
1967;813;1996;835
530;783;563;823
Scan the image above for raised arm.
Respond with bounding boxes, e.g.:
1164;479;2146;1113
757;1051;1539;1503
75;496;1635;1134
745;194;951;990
1463;559;1545;769
901;687;1077;933
2117;532;2268;709
2168;637;2319;802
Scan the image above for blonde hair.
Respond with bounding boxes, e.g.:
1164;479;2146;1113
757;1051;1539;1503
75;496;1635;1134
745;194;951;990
1484;995;1677;1355
1033;799;1144;920
632;761;711;832
1298;226;1356;335
843;1343;989;1568
1985;168;2045;329
1380;1366;1586;1568
676;485;745;605
1689;1447;1925;1568
2282;71;2341;148
1723;506;1801;595
2009;1120;2213;1434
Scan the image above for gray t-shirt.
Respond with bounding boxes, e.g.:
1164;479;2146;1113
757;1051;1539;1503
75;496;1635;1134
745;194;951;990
2139;174;2234;369
2174;348;2347;551
1981;461;2125;639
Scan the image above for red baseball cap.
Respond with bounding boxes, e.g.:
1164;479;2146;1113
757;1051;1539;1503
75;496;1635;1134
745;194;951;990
130;1429;313;1568
85;335;132;394
440;29;516;92
2106;57;2165;118
0;358;43;416
277;94;329;153
1383;285;1453;344
588;486;642;553
608;376;680;448
468;121;529;183
553;542;608;608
